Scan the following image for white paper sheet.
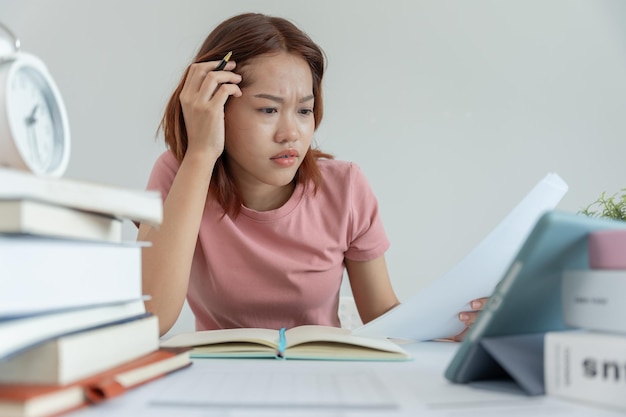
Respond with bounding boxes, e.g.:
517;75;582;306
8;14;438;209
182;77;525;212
150;366;397;411
353;173;569;341
68;343;626;417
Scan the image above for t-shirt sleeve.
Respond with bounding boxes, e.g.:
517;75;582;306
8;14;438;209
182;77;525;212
344;163;390;261
146;151;180;202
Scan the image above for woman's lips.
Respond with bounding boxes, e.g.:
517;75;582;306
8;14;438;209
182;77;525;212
270;150;299;167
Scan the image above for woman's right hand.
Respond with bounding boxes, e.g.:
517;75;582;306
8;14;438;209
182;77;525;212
179;59;242;159
142;60;241;335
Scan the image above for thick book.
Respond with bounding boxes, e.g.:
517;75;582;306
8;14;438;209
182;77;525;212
561;269;626;334
0;348;191;417
0;167;162;226
160;325;412;361
0;199;122;242
0;315;159;385
0;236;142;317
0;299;147;361
544;330;626;412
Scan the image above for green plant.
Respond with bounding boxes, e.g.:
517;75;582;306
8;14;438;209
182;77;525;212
579;188;626;221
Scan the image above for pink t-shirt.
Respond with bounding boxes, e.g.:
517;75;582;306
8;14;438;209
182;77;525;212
146;151;390;330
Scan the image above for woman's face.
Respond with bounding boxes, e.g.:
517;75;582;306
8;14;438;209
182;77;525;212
224;52;315;196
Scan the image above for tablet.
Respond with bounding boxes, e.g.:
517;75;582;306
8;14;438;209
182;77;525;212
444;210;626;388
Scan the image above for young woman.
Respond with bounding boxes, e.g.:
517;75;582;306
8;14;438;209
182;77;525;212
138;12;485;337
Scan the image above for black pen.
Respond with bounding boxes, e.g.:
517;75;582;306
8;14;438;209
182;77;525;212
215;51;233;71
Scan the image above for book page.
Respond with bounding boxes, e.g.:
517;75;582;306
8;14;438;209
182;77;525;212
354;173;568;341
286;325;409;356
285;325;351;344
161;328;279;349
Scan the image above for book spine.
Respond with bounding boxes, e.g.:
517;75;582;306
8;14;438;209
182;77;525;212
561;270;626;333
544;331;626;411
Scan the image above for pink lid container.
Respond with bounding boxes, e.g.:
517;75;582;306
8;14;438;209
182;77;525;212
588;229;626;269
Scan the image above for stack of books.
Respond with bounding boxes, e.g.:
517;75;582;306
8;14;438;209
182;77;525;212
0;167;191;417
544;229;626;412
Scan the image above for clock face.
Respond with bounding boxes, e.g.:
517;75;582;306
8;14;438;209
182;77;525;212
7;67;58;171
0;52;70;177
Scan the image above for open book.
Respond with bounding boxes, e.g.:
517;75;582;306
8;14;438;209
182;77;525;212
160;325;411;361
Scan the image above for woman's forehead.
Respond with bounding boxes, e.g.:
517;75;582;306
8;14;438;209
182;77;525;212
238;52;312;89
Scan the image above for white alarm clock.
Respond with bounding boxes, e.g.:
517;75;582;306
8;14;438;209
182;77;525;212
0;23;70;177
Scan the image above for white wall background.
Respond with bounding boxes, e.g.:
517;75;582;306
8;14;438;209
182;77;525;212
2;1;626;327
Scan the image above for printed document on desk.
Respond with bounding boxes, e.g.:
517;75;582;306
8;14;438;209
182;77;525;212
354;173;568;341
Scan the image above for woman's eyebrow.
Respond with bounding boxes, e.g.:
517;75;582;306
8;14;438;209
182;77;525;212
253;93;314;103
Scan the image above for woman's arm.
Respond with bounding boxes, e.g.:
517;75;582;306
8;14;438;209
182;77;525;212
138;153;215;335
139;61;241;336
345;255;399;324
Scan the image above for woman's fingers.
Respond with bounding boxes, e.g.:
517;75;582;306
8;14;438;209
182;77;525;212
458;310;479;327
211;82;242;103
181;60;240;104
470;297;489;310
178;60;242;157
441;297;491;342
458;297;489;327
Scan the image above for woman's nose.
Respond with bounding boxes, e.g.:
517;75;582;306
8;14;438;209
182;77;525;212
274;114;299;143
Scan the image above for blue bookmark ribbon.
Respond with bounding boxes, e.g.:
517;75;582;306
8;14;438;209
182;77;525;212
276;327;287;359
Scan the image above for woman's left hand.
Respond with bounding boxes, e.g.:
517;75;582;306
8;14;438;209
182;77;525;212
448;297;489;342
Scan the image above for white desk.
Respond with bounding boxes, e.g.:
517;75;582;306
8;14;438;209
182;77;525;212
69;341;623;417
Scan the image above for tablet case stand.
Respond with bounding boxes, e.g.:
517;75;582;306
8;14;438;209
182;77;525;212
468;333;545;396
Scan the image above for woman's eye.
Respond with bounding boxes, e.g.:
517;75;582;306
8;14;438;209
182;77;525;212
299;108;314;116
259;108;277;114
